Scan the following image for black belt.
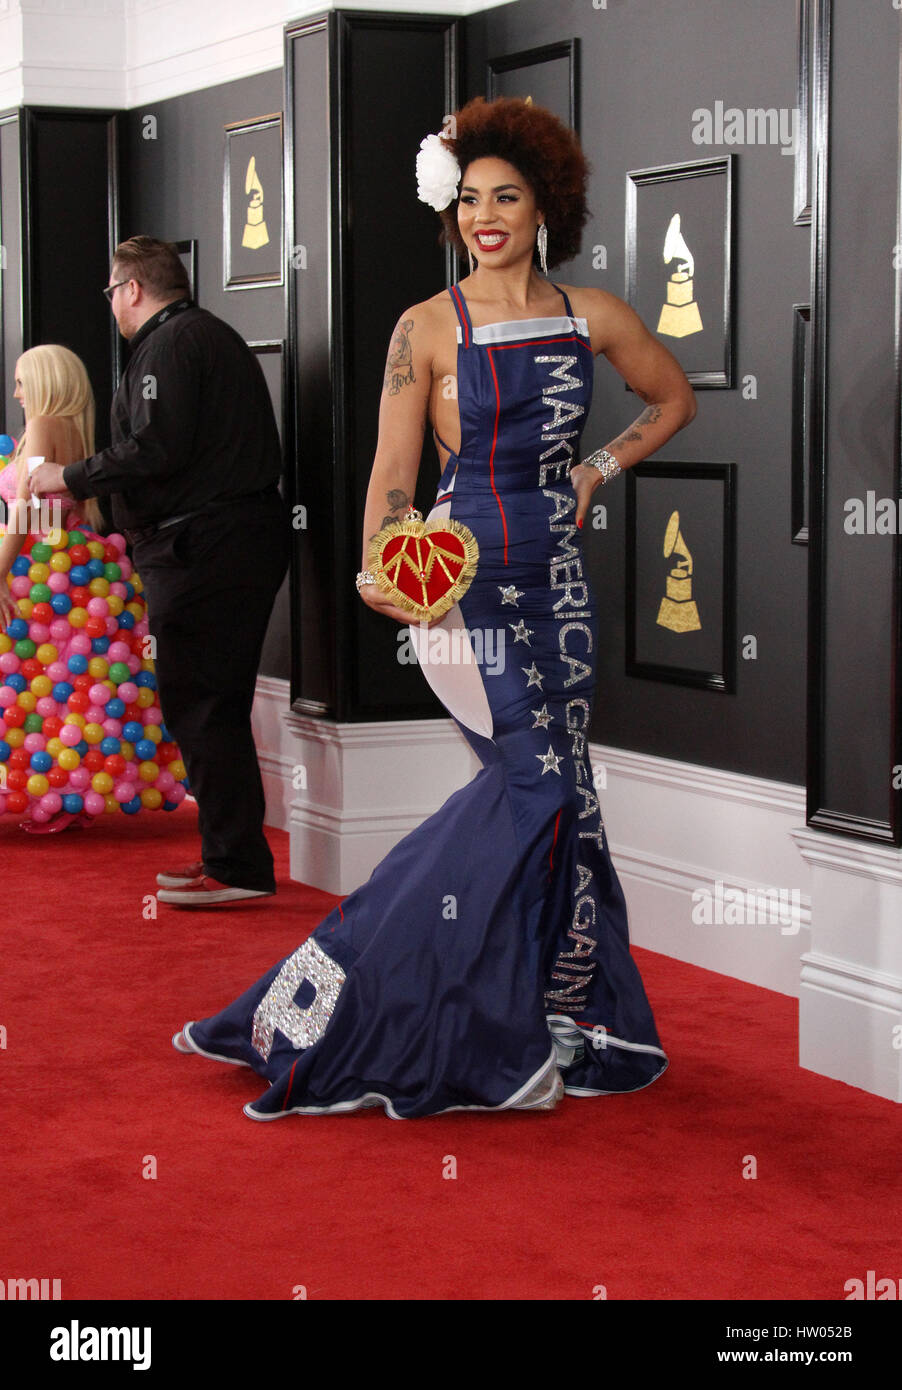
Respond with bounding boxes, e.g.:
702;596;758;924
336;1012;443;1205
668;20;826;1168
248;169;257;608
124;483;279;545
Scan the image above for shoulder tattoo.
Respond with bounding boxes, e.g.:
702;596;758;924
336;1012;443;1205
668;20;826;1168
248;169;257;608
384;319;416;396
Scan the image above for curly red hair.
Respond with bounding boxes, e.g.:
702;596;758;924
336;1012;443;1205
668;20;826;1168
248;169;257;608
436;96;591;269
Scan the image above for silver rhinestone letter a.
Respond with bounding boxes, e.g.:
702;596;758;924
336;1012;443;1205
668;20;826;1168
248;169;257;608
251;938;346;1060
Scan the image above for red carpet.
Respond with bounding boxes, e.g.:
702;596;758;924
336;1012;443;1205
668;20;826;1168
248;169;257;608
1;800;900;1301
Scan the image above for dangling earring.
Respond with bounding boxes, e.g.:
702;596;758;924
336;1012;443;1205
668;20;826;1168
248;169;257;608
537;222;548;275
468;245;476;274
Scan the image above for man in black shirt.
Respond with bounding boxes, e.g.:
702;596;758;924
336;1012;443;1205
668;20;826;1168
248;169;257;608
30;236;291;906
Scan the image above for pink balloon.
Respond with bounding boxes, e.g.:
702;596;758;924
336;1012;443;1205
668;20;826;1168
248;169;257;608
107;642;130;663
83;790;106;815
27;622;50;643
126;656;140;674
142;707;163;726
85;704;106;723
113;780;133;803
69;634;92;655
36;697;57;717
60;724;82;747
118;557;133;579
47;572;68;592
109;582;127;599
169;783;187;803
155;771;175;793
88;683;110;706
117;681;138;702
104;617;118;636
123;763;139;782
69;767;91;790
86;598;109;617
0;686;17;709
29;805;52;823
106;533;127;554
48;622;70;646
101;718;122;737
23;733;46;753
39;792;62;814
0;653;20;674
10;576;30;598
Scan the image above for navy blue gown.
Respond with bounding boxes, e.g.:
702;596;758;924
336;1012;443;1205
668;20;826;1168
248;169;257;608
173;281;668;1118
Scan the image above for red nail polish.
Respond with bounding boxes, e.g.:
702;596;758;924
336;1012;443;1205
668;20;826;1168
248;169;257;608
577;518;583;529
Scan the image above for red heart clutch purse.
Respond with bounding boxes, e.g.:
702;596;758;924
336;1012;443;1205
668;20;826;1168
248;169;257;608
367;511;479;622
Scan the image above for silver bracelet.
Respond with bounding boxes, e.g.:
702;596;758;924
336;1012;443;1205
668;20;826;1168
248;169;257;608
356;570;376;592
582;448;623;484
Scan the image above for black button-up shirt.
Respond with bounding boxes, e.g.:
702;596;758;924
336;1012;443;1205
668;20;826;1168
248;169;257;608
63;300;282;532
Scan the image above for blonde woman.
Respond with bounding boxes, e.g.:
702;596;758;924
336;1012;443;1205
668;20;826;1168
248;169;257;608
0;345;185;832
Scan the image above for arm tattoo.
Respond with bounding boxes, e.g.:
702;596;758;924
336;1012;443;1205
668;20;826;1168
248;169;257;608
613;403;663;449
384;319;416;395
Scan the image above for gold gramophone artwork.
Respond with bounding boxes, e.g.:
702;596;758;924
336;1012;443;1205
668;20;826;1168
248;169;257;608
242;156;269;250
657;510;701;632
657;214;703;338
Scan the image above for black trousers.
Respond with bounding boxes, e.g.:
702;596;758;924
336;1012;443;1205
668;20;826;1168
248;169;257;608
132;491;291;891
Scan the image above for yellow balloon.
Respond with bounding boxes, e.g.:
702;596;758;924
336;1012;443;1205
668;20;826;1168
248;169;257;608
88;658;111;679
136;687;155;709
83;723;105;745
67;607;88;629
91;771;113;794
103;793;120;814
167;759;186;781
120;740;135;761
30;675;53;697
16;691;37;712
57;747;80;771
16;599;33;619
106;595;124;616
49;550;72;571
35;644;58;666
26;773;49;796
5;727;24;748
126;601;144;620
63;713;86;729
143;725;162;744
46;737;65;759
49;529;69;551
0;634;11;654
138;759;159;783
86;541;105;560
28;562;50;583
88;578;110;598
140;787;162;810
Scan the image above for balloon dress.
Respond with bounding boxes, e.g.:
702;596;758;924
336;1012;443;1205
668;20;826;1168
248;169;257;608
0;459;187;824
174;281;668;1118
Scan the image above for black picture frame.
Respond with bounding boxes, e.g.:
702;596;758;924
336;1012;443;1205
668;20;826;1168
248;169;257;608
173;238;197;299
791;303;811;544
247;338;286;450
626;461;736;693
486;39;580;132
794;0;813;226
626;156;735;389
223;112;284;291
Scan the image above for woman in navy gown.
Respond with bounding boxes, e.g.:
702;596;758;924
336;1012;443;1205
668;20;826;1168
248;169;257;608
173;97;697;1118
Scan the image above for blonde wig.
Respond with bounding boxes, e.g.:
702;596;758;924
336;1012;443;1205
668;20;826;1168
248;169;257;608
13;345;103;532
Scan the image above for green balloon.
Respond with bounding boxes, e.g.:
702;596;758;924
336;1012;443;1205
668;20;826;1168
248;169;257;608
104;562;122;582
108;662;131;684
14;639;36;659
30;543;52;563
24;712;44;733
29;583;52;604
67;530;86;547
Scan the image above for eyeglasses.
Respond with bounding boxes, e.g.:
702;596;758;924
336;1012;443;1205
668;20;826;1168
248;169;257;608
102;279;133;302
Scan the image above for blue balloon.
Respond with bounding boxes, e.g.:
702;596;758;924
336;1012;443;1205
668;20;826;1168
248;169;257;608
134;739;156;760
105;697;125;719
50;592;72;614
86;558;105;579
75;740;88;757
0;740;10;762
162;800;179;811
6;618;28;640
124;583;135;601
123;721;143;743
68;565;89;586
52;681;74;702
117;611;135;630
91;637;110;653
62;793;84;814
67;654;88;674
135;671;156;690
121;796;142;814
0;435;15;456
6;673;26;693
11;557;30;577
100;737;121;756
159;724;172;742
30;750;52;773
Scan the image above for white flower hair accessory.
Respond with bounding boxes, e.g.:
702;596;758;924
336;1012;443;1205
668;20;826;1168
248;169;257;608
415;132;461;212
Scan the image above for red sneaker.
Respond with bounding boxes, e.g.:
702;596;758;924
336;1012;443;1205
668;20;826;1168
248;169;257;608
156;861;206;888
157;876;274;907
